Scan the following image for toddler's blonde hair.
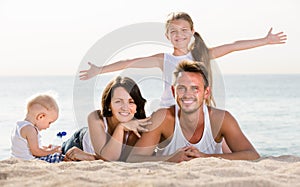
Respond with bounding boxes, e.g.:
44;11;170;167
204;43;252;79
26;92;59;113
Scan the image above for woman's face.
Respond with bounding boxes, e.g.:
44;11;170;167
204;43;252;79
110;87;137;123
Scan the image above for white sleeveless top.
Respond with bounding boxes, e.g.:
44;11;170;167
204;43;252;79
155;104;223;156
160;52;193;107
82;117;108;154
11;120;42;160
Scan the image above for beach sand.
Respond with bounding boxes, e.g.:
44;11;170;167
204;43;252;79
1;155;300;187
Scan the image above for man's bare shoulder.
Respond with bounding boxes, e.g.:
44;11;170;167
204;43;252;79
150;106;175;130
207;106;228;137
207;106;229;119
208;106;237;122
152;106;175;120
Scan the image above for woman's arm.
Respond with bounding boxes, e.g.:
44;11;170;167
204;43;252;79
87;111;115;160
88;111;150;161
64;147;98;161
209;28;287;59
79;53;164;80
99;118;151;161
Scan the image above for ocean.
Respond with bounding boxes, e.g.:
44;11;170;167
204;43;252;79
1;74;300;160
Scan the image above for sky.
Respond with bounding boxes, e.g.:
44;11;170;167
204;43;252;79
0;0;299;76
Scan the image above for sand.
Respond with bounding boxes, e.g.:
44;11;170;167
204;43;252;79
1;155;300;187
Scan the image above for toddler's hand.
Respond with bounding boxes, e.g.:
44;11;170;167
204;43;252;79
51;146;62;153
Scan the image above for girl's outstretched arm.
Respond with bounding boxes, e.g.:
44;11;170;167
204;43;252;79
209;28;287;59
79;53;164;80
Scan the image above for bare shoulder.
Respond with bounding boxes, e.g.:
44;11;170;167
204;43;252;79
88;110;105;128
208;106;240;132
151;107;175;122
150;106;175;131
207;106;234;121
20;125;37;139
88;110;103;121
207;106;238;137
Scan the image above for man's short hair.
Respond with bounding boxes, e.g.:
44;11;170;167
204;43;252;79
173;60;209;88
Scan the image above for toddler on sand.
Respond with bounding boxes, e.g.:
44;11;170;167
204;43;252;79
11;93;64;163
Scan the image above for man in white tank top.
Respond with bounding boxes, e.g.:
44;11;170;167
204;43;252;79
128;60;259;163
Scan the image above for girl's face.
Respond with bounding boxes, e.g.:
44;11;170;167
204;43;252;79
166;19;194;50
110;87;137;123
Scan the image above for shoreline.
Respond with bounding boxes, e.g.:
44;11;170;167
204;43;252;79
1;155;300;186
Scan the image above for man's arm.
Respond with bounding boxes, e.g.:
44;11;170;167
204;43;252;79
127;107;199;163
126;108;168;162
208;110;260;160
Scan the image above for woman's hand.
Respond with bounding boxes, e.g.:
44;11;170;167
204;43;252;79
65;147;96;161
119;117;152;138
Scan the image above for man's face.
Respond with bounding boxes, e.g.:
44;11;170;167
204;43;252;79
173;72;210;114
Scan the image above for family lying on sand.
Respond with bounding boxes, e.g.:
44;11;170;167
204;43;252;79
10;12;286;163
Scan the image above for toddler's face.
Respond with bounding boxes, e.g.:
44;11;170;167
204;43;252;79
36;110;58;130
